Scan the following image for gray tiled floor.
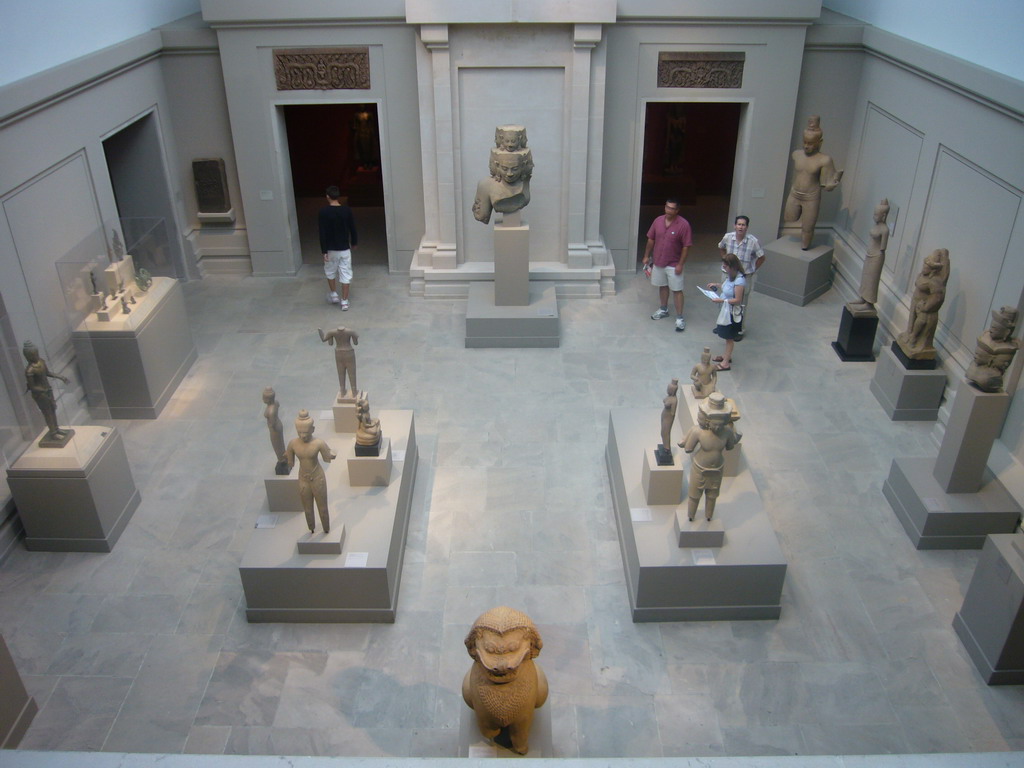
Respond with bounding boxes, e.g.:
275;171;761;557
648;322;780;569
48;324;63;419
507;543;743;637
4;215;1024;758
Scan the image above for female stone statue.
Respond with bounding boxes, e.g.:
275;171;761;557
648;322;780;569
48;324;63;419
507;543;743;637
318;326;358;398
262;387;288;474
656;378;679;465
23;341;74;447
847;198;890;316
896;248;950;360
285;410;336;534
690;346;718;399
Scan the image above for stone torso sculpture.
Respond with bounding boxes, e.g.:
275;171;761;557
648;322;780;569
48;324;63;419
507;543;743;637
656;378;679;465
319;327;358;398
690;346;718;399
23;341;74;447
285;410;336;533
896;248;950;361
472;126;534;224
784;116;843;250
262;387;289;475
967;306;1020;393
462;606;548;755
679;392;741;522
847;198;890;316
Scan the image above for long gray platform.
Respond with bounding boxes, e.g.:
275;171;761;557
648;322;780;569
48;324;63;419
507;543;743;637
755;235;833;306
605;408;786;622
953;533;1024;684
7;426;141;552
72;277;197;419
465;281;559;348
882;456;1022;549
240;410;418;622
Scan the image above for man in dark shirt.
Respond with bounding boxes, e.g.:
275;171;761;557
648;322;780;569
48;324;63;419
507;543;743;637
319;185;358;310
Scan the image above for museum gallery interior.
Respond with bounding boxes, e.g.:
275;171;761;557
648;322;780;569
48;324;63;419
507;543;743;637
1;0;1023;762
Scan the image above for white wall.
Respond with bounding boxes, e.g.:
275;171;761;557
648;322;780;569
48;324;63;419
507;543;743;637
823;0;1024;82
0;0;201;87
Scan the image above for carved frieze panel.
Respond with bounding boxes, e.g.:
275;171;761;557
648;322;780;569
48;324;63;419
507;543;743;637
274;47;370;91
658;52;744;89
192;158;230;213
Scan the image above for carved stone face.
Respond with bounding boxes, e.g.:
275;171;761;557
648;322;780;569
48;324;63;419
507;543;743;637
494;156;524;185
496;129;523;152
297;421;314;442
472;628;532;684
802;136;821;155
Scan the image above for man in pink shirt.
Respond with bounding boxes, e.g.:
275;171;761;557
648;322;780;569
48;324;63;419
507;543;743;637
642;198;692;331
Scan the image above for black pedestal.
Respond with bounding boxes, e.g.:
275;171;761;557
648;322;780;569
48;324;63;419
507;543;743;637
655;444;673;466
831;307;878;361
890;341;937;370
355;438;382;457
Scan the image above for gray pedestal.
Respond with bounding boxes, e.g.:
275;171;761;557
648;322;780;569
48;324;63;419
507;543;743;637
934;385;1010;493
641;447;683;505
606;408;786;622
674;513;726;547
264;474;298;512
883;457;1022;549
332;390;365;433
494;220;529;307
755;236;833;306
241;410;418;622
465;281;559;348
953;533;1024;684
72;277;197;419
348;438;393;487
458;699;553;758
7;426;140;552
0;635;37;748
870;345;946;421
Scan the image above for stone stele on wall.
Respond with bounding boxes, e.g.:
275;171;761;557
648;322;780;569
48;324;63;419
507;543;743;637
273;47;371;91
657;52;745;89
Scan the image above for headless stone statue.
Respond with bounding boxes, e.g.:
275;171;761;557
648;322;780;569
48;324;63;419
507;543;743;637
784;116;843;250
679;392;741;521
472;125;534;225
23;341;74;448
285;410;336;533
896;248;950;361
847;198;890;317
656;378;679;465
690;346;718;399
318;326;358;398
966;306;1020;393
262;387;289;475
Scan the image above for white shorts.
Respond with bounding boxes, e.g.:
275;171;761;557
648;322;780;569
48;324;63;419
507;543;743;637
651;264;684;292
324;250;352;283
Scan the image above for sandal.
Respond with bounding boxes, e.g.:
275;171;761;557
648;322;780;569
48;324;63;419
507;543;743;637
716;362;731;371
713;356;724;363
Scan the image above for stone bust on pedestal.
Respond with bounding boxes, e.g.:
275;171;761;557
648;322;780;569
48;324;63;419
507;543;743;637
472;125;534;225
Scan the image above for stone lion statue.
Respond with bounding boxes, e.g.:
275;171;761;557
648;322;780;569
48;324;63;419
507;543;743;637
462;606;548;754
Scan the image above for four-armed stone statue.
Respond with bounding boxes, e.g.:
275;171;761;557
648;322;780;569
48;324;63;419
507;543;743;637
463;606;548;755
23;341;74;447
966;306;1020;393
354;396;383;456
472;125;534;225
262;387;289;475
784;115;843;250
690;346;718;399
847;198;890;317
679;392;741;522
285;409;336;534
319;327;359;399
896;248;950;361
656;378;679;465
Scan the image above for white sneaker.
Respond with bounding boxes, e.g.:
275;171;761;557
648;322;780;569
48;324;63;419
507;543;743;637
340;299;350;311
328;291;340;304
675;317;686;331
651;308;670;320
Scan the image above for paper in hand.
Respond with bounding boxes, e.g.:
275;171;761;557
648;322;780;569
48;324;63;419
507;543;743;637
696;285;719;300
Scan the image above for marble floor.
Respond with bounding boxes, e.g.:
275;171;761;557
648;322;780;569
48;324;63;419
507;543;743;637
3;235;1024;759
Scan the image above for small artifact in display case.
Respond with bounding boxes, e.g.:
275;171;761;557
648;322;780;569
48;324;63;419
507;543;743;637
120;296;131;314
462;606;548;755
23;341;74;448
89;270;98;295
284;410;336;534
680;392;741;522
135;267;152;293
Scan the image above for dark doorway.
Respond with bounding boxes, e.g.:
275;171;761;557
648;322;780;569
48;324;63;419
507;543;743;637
282;104;387;267
103;112;188;278
636;102;742;265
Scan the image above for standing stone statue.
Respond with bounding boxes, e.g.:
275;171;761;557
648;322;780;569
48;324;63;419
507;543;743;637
472;125;534;224
318;327;358;398
285;410;336;534
23;341;74;448
847;198;890;316
354;396;383;456
896;248;950;361
463;606;548;755
690;346;718;399
784;116;843;250
966;306;1020;393
656;378;679;465
262;387;289;475
679;392;741;522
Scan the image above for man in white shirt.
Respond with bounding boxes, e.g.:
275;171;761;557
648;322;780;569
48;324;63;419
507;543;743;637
718;215;765;336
